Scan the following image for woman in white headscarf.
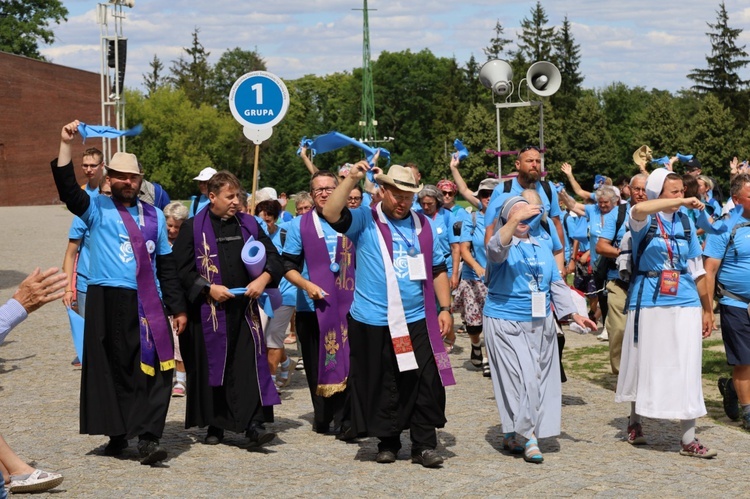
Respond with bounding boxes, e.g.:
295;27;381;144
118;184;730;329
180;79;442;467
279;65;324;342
483;196;595;464
615;168;716;458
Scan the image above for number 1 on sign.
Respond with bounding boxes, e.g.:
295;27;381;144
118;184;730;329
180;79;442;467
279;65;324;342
251;83;263;105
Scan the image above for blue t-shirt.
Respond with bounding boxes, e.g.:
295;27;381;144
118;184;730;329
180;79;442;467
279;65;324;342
459;211;486;281
188;194;210;218
531;220;562;254
484;236;562;321
703;216;750;309
265;221;296;307
416;207;454;276
585;204;617;265
599;204;630;280
344;208;443;326
282;213;341;312
485;178;561;226
68;216;91;292
80;196;172;291
628;213;701;310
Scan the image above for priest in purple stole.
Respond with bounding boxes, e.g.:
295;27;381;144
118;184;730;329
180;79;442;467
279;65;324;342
172;171;283;448
322;163;456;468
52;121;187;466
282;171;355;438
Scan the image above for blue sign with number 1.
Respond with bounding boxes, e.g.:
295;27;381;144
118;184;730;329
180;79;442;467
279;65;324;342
229;71;289;129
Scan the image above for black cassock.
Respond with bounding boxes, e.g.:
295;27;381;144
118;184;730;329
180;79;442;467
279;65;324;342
172;211;283;433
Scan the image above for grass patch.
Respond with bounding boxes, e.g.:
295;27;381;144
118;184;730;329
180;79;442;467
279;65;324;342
564;338;734;423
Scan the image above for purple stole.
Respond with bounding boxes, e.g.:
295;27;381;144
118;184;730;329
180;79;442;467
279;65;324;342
113;200;174;375
371;206;456;387
193;209;280;407
300;210;355;397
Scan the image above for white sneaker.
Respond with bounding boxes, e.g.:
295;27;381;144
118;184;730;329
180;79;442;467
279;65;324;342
596;328;609;341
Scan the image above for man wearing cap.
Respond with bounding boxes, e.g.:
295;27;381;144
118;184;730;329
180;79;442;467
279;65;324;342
51;120;187;465
172;171;283;448
322;162;456;468
282;171;356;439
189;167;218;217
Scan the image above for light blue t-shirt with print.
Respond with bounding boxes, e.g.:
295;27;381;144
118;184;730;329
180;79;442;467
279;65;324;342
416;207;453;276
483;235;562;321
188;194;210;218
344;208;443;326
459;211;486;281
628;212;701;310
81;196;172;291
704;216;750;309
68;216;91;293
265;221;296;307
282;213;340;313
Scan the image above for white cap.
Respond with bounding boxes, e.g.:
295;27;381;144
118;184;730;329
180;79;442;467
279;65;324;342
193;167;217;181
255;187;278;203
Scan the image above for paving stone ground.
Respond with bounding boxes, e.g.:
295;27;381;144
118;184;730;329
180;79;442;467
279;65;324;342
2;205;749;497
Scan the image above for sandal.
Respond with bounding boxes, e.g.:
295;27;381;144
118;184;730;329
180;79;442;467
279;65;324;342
172;381;186;397
502;432;524;454
523;437;544;463
679;438;717;459
9;469;64;493
284;335;297;345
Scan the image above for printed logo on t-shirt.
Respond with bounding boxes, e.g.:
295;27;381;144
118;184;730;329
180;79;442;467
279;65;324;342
119;233;134;263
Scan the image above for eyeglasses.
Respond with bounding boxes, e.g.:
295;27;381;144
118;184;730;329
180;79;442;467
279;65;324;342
312;187;335;196
441;191;456;197
81;162;102;170
478;191;492;199
347;196;362;202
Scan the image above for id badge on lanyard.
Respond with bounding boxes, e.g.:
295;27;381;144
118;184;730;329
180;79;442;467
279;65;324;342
655;214;680;296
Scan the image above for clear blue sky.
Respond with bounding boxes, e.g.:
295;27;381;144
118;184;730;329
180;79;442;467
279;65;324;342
45;1;750;93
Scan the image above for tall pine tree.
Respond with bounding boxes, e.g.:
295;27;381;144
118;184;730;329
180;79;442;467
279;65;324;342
516;2;555;64
142;54;165;98
169;28;213;107
552;15;583;111
687;2;749;115
483;20;513;61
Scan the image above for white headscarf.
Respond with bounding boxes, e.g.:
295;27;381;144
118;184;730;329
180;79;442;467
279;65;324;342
645;167;671;200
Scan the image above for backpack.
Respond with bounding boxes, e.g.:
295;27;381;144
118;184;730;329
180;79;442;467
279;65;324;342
502;179;553;207
628;211;692;342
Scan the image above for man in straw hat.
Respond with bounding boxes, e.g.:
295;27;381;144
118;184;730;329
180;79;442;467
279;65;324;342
51;120;187;465
322;162;456;468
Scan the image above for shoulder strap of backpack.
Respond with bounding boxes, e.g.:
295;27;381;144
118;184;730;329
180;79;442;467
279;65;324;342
280;227;287;248
541;181;552;206
503;181;512;193
612;204;627;245
721;221;750;261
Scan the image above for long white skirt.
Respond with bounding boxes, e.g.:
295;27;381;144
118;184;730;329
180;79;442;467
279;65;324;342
615;306;706;420
484;314;561;439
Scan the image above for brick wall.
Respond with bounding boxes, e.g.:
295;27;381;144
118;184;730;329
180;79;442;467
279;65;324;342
0;51;102;206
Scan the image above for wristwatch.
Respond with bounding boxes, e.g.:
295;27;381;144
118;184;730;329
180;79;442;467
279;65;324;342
439;306;451;312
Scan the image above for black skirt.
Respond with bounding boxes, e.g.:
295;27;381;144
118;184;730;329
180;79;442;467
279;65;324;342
80;285;173;439
347;315;446;438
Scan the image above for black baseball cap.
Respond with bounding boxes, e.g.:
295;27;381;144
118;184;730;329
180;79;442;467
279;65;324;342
684;158;701;171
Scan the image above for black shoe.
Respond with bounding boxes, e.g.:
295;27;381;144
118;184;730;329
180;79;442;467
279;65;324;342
718;377;740;421
470;344;483;367
244;425;276;448
313;422;330;434
103;435;128;456
334;424;357;441
204;426;224;445
71;356;81;367
411;449;444;468
137;439;167;465
375;450;397;463
482;361;491;378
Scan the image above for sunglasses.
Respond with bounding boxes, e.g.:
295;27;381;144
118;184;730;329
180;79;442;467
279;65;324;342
441;191;456;196
519;145;541;154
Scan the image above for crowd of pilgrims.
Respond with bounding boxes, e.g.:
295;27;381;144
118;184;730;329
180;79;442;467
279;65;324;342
57;121;750;468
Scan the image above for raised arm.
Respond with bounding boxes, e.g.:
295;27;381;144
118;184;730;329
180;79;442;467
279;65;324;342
449;153;479;208
560;162;592;201
299;146;319;175
322;160;370;225
630;197;704;222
